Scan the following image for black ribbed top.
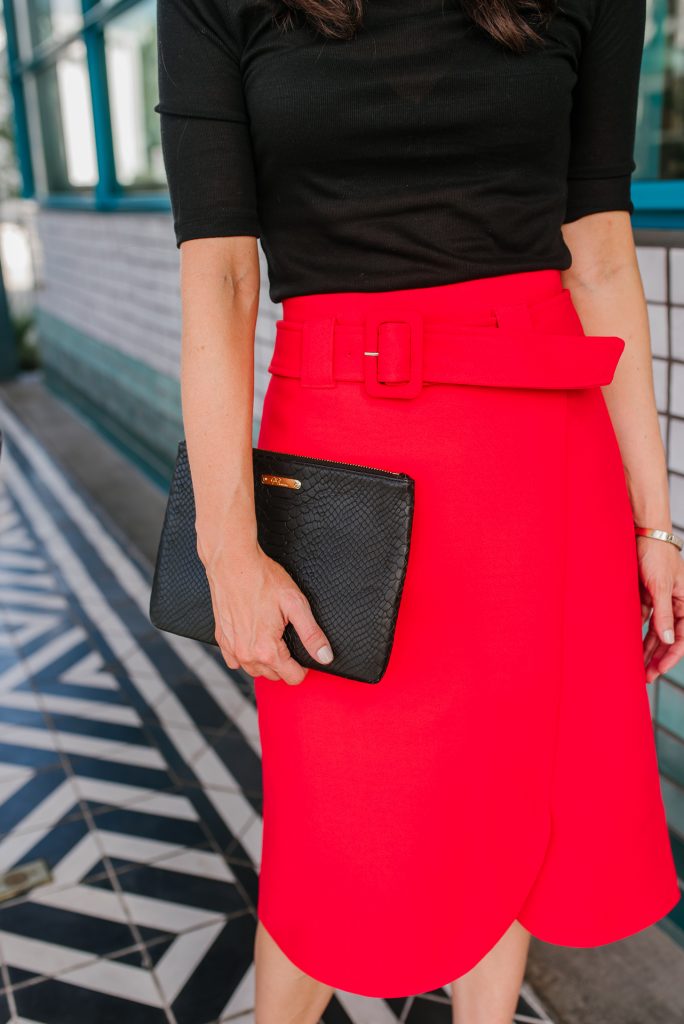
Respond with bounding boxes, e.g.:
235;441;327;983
155;0;646;304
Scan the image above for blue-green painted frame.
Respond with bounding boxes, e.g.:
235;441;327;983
2;0;684;223
1;0;171;212
632;182;684;230
3;0;34;197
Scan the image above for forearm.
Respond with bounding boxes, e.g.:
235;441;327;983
561;251;672;532
179;238;261;563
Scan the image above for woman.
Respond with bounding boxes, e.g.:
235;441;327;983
154;0;682;1020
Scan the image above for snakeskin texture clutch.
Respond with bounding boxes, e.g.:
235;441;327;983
149;442;415;683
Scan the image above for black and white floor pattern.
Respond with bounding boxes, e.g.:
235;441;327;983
0;401;556;1024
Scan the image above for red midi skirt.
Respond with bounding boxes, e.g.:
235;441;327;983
253;268;680;998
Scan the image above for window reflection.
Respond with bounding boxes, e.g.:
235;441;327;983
637;0;684;180
104;0;165;189
5;0;684;203
26;39;97;193
26;0;83;51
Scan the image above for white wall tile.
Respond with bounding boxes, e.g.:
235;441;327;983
671;363;684;416
668;472;684;530
637;245;667;303
34;209;280;425
659;413;668;450
671;304;684;361
653;357;669;413
668;418;684;474
670;248;684;306
648;302;669;357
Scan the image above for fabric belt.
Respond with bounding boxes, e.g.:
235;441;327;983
268;287;625;399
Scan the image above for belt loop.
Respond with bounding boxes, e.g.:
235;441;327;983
300;317;336;388
493;303;534;331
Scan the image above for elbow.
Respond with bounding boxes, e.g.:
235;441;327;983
561;210;638;291
220;262;261;307
180;235;262;307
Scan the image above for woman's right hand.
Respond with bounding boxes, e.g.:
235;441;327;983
198;540;334;685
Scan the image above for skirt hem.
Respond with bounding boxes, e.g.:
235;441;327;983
255;878;681;1000
516;880;681;951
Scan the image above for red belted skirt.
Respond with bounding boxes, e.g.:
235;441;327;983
253;268;680;998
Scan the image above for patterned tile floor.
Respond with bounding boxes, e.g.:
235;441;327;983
0;401;556;1023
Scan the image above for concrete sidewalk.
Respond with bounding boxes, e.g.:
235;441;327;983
0;372;682;1024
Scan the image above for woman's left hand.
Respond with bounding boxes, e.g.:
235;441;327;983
639;536;684;683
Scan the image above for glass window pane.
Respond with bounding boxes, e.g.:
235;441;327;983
25;0;83;52
104;0;165;190
636;0;684;180
26;39;97;193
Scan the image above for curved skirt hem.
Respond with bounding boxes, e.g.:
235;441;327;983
256;880;681;999
516;881;681;951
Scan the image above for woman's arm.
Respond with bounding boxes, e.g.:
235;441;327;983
178;236;334;684
155;1;334;685
561;212;670;528
181;237;261;558
561;210;684;682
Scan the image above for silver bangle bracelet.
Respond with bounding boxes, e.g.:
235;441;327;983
634;526;684;551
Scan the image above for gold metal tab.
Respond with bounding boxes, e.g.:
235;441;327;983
261;474;302;490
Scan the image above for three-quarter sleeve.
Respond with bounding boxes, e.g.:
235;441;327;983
563;0;647;224
155;0;260;246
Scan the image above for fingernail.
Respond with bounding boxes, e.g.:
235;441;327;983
316;644;334;664
664;629;675;644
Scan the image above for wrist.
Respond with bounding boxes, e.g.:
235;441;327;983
633;515;674;534
626;470;671;532
634;526;683;552
630;500;672;534
195;504;259;568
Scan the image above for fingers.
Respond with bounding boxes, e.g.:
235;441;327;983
643;622;661;671
283;589;335;666
650;580;676;646
202;555;331;685
241;645;307;686
647;593;684;680
230;588;333;686
643;575;676;683
645;639;666;684
273;637;308;686
215;619;308;686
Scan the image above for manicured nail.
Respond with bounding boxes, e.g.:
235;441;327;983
664;629;675;644
317;644;334;664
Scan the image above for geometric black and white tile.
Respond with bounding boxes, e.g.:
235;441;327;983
0;401;556;1023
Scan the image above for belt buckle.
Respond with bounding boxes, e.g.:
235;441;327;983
363;312;424;399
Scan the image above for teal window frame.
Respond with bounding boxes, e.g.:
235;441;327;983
2;0;171;212
2;0;684;223
632;183;684;231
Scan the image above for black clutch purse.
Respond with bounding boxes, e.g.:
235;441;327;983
149;442;415;683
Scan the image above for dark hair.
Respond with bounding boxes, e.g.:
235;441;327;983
261;0;558;53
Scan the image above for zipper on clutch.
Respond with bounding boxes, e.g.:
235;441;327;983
255;448;406;477
179;440;407;478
